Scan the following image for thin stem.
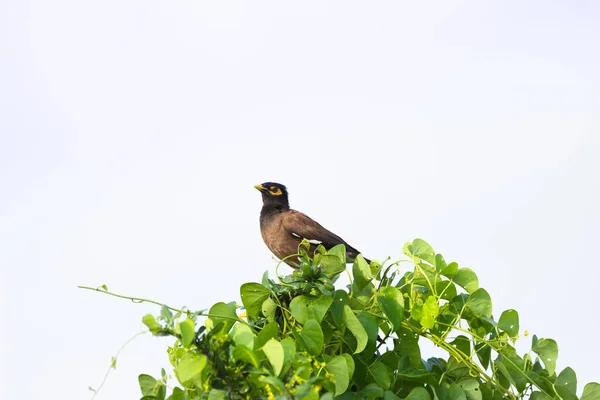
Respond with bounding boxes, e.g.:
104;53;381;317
377;264;396;291
78;285;248;326
401;320;516;399
78;285;188;314
375;331;391;353
275;253;301;281
415;263;436;297
271;294;289;334
344;268;354;298
436;277;455;300
433;321;554;399
90;331;147;399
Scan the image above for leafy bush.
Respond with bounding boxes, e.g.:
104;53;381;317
86;239;599;399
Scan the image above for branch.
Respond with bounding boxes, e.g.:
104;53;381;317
77;285;192;314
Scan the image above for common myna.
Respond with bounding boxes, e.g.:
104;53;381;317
254;182;370;267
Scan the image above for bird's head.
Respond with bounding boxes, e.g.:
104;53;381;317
254;182;290;209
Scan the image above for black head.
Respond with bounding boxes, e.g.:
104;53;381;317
254;182;290;210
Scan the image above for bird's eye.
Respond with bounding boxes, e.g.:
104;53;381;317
270;187;283;196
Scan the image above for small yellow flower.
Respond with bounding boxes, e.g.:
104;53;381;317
524;330;529;337
265;384;275;400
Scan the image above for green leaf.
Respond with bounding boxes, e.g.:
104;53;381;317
261;338;284;376
207;389;227;400
466;316;494;339
581;383;600;400
554;367;577;400
208;302;237;333
457;378;482;400
327;244;347;263
532;338;558;376
446;384;467;400
240;282;271;320
175;353;207;387
435;279;458;301
498;309;519;337
341;353;355;382
369;361;391;390
494;359;515;388
525;370;553;395
452;335;471;358
261;270;270;287
395;326;422;369
320;254;346;278
343;305;368;353
411;301;423;322
255;321;279;349
420;296;440;329
441;262;458;278
453;268;479;294
358;383;384;399
281;337;296;364
231;323;255;349
434;254;447;271
138;374;157;396
261;297;277;322
300;319;324;355
331;290;350;327
168;387;187;400
326;355;350;395
232;345;258;367
353;255;373;290
530;392;554;400
377;286;404;332
498;346;528;392
179;318;195;347
474;341;491;369
357;313;379;355
161;305;173;325
410;238;435;264
262;376;286;395
384;391;402;400
465;288;492;318
532;334;539;348
142;314;161;334
405;387;432;400
290;294;333;325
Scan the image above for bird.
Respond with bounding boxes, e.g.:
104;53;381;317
254;182;370;267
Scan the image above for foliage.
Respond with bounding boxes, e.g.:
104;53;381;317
87;239;599;399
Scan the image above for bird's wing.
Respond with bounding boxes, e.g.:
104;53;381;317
281;210;348;248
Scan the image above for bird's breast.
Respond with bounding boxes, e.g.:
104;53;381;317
260;214;300;261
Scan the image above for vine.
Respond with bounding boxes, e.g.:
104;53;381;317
83;239;599;400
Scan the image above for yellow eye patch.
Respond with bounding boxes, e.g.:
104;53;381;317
269;187;283;196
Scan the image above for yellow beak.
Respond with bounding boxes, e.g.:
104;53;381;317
254;184;266;191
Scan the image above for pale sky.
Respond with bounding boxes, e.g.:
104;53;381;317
1;1;599;398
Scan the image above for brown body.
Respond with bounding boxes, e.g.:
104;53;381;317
255;182;368;267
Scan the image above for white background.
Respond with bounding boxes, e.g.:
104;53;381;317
1;1;599;398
